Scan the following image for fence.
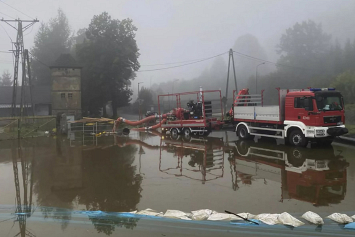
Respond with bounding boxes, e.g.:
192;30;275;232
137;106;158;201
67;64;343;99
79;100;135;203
0;116;56;140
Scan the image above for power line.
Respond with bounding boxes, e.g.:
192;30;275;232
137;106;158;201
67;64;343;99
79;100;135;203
28;51;49;67
0;50;12;53
0;0;34;20
0;23;13;42
232;50;310;71
0;10;15;19
140;56;219;67
137;51;228;72
24;24;35;36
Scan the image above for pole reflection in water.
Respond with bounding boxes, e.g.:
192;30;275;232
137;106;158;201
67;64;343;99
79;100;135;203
11;140;35;237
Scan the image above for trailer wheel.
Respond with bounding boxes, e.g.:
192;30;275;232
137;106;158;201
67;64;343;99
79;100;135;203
237;124;250;140
182;128;191;140
289;130;307;147
170;128;179;140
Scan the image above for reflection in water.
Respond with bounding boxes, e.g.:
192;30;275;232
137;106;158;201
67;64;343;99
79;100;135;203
115;132;350;207
11;140;35;237
10;133;143;235
159;135;225;184
231;140;348;206
88;212;140;235
115;132;226;184
1;131;352;236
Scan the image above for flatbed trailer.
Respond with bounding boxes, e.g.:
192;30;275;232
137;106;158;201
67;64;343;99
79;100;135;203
158;88;224;138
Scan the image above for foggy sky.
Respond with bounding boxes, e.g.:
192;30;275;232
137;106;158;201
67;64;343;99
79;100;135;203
1;0;355;98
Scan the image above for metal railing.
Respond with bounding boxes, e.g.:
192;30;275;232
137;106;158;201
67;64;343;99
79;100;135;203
0;116;56;140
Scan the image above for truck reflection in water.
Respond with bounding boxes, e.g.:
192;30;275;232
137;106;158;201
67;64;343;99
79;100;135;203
230;140;348;206
159;134;225;184
115;131;225;184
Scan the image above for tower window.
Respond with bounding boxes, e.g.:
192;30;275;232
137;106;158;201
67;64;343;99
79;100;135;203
61;93;65;99
68;93;73;99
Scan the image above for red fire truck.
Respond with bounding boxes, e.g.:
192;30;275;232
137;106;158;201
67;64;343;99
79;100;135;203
232;88;348;146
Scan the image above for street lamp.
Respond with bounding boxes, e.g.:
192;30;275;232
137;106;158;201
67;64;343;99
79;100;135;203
138;82;144;119
255;62;265;94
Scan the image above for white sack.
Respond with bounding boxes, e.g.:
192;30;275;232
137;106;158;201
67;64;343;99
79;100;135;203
207;213;242;221
136;208;162;216
301;211;324;225
237;212;255;219
278;212;304;227
163;210;191;220
254;213;280;225
191;209;215;220
327;213;353;224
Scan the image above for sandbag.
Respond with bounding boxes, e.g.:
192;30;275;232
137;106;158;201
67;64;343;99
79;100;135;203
301;211;324;225
207;213;241;221
327;213;353;224
254;213;280;225
136;208;162;216
352;214;355;220
278;212;304;227
237;212;255;219
191;209;215;220
163;210;191;220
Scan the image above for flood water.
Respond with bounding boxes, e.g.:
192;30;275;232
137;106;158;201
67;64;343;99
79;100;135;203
0;130;355;236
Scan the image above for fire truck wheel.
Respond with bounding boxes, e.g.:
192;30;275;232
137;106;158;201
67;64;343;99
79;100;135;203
289;130;307;147
237;124;250;140
170;128;179;140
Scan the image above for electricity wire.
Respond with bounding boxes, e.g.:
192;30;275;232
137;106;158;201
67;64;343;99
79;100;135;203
137;51;228;72
232;50;310;71
0;0;34;20
0;10;15;19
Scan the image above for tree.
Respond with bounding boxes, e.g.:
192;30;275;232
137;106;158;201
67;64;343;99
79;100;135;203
0;70;12;86
76;12;140;117
277;20;332;76
31;9;72;85
132;87;153;113
331;70;355;104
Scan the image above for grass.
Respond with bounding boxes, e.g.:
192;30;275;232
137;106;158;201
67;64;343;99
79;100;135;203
346;124;355;135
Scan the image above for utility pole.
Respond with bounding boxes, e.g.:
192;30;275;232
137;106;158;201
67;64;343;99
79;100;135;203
1;18;38;117
25;49;35;117
224;48;237;115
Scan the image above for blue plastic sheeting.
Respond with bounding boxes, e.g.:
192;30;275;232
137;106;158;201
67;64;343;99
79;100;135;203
344;222;355;230
230;219;263;226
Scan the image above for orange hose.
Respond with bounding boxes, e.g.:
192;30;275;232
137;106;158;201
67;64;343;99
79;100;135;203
118;115;157;126
132;119;167;131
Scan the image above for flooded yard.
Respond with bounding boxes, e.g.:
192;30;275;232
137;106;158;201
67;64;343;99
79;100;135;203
0;131;354;236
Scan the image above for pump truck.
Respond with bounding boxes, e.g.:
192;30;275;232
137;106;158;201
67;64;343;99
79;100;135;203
231;88;348;146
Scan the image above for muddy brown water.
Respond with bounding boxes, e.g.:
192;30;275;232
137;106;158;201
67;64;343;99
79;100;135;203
0;131;354;236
